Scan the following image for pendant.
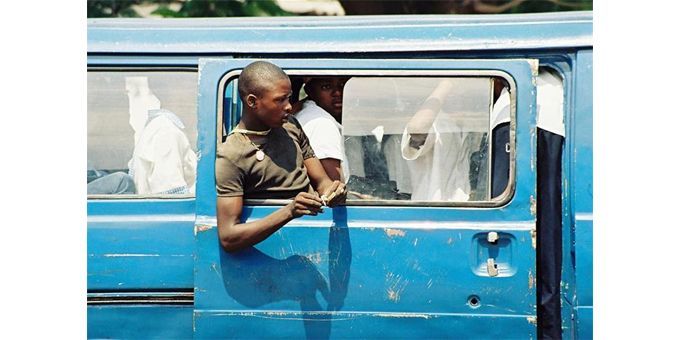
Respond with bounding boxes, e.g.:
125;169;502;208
255;150;265;161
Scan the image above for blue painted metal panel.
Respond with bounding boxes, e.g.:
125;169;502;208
572;50;592;306
574;219;592;306
195;226;535;313
575;307;593;340
573;50;593;216
87;305;193;339
194;58;538;338
87;199;195;290
88;12;591;54
195;310;537;339
573;49;593;339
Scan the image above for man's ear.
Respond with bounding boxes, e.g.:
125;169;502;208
246;94;257;108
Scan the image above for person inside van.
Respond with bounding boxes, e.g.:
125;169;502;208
400;79;478;201
87;76;196;195
215;61;346;253
293;77;350;182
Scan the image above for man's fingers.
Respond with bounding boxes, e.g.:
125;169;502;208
323;181;341;197
296;201;323;214
299;192;323;203
300;209;317;216
297;196;322;208
326;182;347;207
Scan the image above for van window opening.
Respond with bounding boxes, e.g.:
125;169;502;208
219;72;515;206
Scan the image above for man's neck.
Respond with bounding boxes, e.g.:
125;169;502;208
239;114;269;132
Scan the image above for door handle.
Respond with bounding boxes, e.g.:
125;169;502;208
486;258;499;277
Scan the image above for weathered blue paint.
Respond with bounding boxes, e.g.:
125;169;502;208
86;12;593;339
573;49;593;339
87;305;193;339
88;12;591;54
193;58;538;338
87;199;195;290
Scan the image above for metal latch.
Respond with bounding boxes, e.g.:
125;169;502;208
487;231;499;244
486;258;499;277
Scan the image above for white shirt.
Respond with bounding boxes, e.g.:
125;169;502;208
295;100;349;181
129;109;197;195
491;87;511;130
401;116;480;202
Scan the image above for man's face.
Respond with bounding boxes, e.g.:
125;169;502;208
254;77;293;128
306;77;348;122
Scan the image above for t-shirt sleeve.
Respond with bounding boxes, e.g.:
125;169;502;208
215;145;245;197
289;116;316;160
301;118;343;161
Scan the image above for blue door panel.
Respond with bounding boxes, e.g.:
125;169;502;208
88;199;195;290
196;226;535;315
194;58;538;338
87;305;193;339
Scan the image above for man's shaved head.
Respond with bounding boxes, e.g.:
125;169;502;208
238;61;290;100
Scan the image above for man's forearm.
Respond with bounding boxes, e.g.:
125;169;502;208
220;205;294;252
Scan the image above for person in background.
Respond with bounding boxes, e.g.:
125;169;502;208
400;79;478;201
294;77;350;182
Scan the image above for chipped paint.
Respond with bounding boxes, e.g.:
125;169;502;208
305;252;323;264
531;228;537;249
195;224;215;235
529;195;537;216
528;59;539;77
447;237;454;245
528;270;535;289
385;272;408;303
385;228;406;238
527;316;538;325
103;254;160;257
387;289;400;302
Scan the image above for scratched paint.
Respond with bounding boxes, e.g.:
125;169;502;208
384;228;406;238
385;272;409;303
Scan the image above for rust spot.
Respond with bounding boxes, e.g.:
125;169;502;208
385;228;406;238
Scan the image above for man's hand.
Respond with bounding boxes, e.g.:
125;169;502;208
320;180;347;207
288;192;324;218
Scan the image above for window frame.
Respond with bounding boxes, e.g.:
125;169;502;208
87;66;199;200
218;68;518;208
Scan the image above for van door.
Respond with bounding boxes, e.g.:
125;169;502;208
193;58;538;338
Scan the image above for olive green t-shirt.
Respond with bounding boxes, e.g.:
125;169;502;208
215;117;316;199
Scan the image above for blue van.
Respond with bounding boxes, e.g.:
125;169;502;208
87;11;592;339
